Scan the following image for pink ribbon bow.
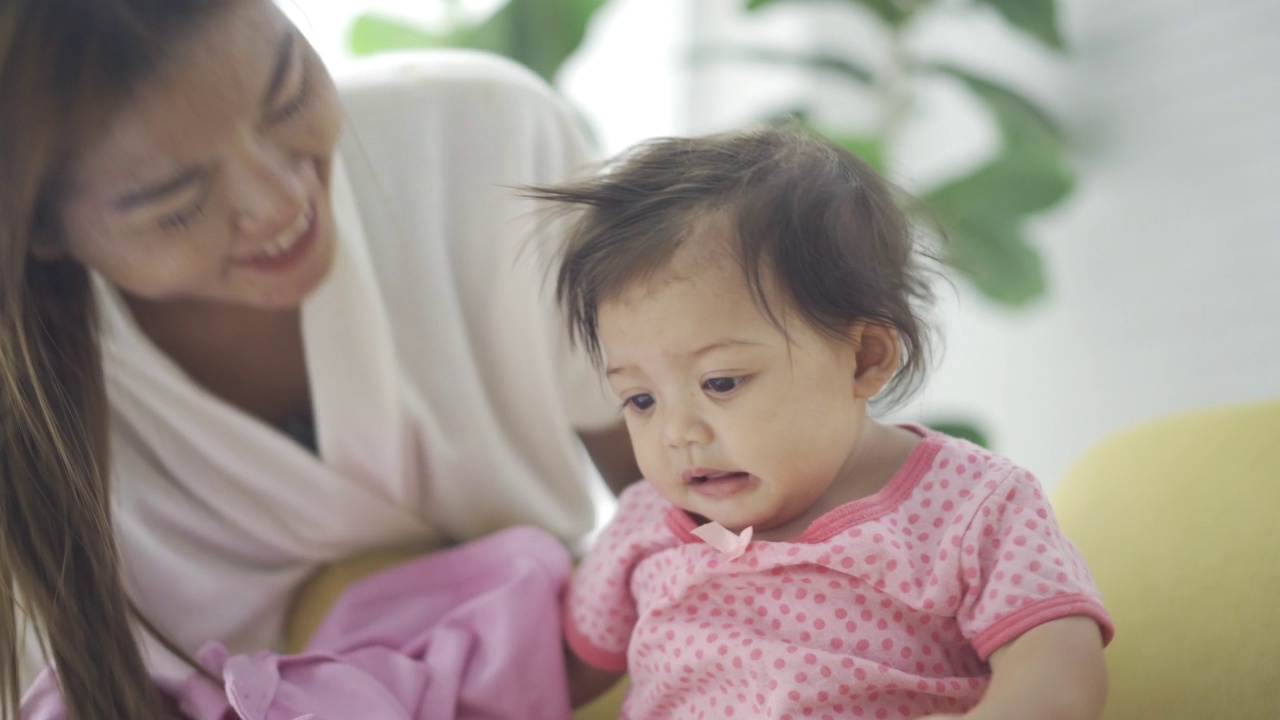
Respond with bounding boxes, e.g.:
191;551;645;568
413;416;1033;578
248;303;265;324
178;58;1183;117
691;522;753;560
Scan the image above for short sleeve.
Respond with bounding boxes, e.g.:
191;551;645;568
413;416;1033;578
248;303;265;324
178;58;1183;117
564;484;668;672
956;468;1115;659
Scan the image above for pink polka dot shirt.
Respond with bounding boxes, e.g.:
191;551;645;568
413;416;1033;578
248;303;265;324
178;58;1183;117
565;428;1114;719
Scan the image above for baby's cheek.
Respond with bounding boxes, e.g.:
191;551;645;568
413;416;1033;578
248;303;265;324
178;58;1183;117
781;417;856;475
632;430;667;482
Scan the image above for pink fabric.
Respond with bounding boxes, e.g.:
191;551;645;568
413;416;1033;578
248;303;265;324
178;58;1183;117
565;429;1114;719
22;526;573;720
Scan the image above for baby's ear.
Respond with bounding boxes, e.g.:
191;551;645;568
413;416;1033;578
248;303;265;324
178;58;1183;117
849;322;900;400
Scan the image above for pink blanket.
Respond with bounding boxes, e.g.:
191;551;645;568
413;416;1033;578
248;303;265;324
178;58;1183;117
22;527;574;720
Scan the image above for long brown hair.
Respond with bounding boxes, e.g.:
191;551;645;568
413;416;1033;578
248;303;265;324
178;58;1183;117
530;125;938;409
0;2;221;718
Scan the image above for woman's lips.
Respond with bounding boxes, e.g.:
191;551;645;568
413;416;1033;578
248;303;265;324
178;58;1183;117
231;199;319;272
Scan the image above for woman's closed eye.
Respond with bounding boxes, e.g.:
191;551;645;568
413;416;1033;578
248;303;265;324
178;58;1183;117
152;180;213;234
703;376;746;395
268;73;310;124
157;202;206;233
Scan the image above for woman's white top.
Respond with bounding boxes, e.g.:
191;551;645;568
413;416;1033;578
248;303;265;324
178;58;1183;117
20;50;616;689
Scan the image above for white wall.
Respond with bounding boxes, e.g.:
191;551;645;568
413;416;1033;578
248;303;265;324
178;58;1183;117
902;0;1280;485
558;0;691;154
627;0;1280;485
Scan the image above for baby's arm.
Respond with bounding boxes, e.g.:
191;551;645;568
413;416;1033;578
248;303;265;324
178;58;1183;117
939;464;1113;719
565;645;625;707
925;615;1107;719
560;484;664;709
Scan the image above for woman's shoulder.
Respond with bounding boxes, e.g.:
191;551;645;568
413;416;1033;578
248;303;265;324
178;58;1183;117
331;47;588;205
333;49;562;110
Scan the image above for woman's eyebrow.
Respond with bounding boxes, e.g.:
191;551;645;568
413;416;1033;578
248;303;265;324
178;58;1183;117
261;30;296;107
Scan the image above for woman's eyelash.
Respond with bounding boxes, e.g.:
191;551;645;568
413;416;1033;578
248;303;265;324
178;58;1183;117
272;74;310;122
158;203;205;232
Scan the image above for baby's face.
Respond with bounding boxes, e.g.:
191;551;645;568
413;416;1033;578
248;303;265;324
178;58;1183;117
598;235;870;535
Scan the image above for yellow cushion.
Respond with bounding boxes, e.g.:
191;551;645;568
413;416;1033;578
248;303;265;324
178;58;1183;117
287;545;627;719
1051;400;1280;719
572;678;628;720
285;547;433;654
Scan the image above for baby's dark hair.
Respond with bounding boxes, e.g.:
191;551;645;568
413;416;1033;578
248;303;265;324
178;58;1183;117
530;124;938;408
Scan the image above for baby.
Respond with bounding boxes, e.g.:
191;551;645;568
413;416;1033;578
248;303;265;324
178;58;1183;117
537;126;1113;719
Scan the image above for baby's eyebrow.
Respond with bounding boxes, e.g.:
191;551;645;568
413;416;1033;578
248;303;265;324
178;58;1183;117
689;339;765;358
605;364;634;378
605;339;764;377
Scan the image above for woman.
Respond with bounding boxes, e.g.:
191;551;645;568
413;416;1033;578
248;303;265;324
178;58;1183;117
0;1;636;717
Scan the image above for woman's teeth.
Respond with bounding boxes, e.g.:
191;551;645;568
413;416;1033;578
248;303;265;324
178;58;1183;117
256;205;312;259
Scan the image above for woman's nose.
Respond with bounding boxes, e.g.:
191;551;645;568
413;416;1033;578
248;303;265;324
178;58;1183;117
227;136;306;237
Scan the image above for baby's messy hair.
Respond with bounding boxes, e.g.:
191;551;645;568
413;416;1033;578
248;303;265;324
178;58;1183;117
528;124;939;409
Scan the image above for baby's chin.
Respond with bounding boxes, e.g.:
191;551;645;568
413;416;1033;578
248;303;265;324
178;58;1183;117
687;507;775;535
723;506;816;542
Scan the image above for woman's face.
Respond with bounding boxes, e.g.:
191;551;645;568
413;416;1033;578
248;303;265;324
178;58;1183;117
54;0;343;309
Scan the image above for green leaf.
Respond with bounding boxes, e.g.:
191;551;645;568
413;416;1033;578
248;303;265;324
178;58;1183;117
921;154;1064;305
348;0;608;83
926;419;992;448
766;107;813;126
747;0;914;28
942;216;1047;306
924;151;1072;222
972;0;1065;50
349;14;439;56
927;63;1066;155
690;46;873;85
848;0;912;26
757;114;885;172
489;0;610;83
832;134;886;173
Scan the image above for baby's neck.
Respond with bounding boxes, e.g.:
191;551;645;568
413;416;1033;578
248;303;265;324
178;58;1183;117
753;421;922;542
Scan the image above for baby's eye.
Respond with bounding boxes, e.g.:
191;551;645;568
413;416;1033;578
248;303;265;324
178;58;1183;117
623;393;656;412
703;377;744;395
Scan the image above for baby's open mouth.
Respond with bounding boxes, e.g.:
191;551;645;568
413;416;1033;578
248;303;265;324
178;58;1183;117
683;469;751;485
683;469;755;498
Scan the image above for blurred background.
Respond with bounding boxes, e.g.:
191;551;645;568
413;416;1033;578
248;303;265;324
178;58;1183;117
286;0;1279;490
